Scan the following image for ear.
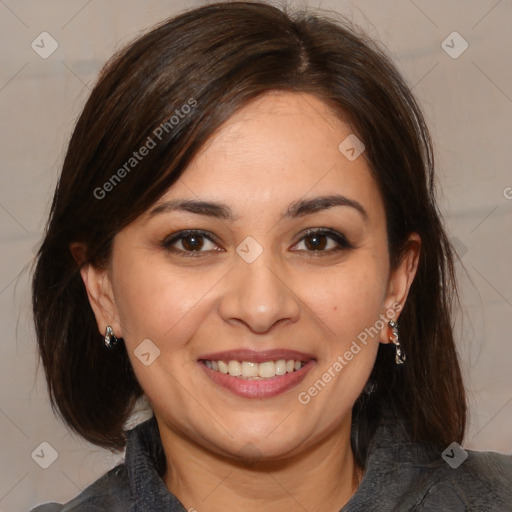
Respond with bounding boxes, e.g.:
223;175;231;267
69;242;124;338
379;233;421;344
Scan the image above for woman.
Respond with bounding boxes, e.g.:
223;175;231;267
30;1;512;510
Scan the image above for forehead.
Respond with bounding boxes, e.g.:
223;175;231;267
195;90;352;163
158;91;384;221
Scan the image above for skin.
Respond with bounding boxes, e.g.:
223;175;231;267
76;91;420;512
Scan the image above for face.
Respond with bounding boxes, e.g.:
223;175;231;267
82;91;419;462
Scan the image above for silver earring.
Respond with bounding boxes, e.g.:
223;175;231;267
389;320;406;364
104;325;119;349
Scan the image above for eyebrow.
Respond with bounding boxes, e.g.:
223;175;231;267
148;194;368;222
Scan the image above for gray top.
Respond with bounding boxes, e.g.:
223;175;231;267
30;408;512;511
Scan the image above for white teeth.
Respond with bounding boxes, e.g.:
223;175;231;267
241;361;259;377
204;358;307;378
228;360;242;376
259;361;275;378
275;359;287;375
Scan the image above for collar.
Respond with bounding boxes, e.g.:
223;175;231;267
125;415;186;511
124;406;440;511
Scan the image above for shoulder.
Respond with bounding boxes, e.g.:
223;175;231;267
419;448;512;511
367;403;512;510
461;448;512;487
29;463;132;512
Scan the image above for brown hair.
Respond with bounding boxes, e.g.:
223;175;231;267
32;0;466;460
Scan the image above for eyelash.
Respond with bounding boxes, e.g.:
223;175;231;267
161;228;353;257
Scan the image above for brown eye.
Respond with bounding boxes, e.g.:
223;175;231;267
292;229;352;253
162;230;220;255
304;233;328;251
181;234;205;251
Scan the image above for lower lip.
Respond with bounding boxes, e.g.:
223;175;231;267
199;360;316;399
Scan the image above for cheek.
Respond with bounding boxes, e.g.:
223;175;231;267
297;269;385;409
111;254;214;347
110;256;218;403
302;263;386;344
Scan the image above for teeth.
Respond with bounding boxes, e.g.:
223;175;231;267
228;360;242;376
259;361;275;378
218;360;229;374
241;361;259;377
275;359;287;375
204;358;307;378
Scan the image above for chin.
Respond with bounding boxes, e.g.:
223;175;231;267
216;422;307;462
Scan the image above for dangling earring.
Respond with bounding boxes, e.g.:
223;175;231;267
104;325;119;349
389;320;406;364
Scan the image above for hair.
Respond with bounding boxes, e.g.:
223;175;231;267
32;0;466;461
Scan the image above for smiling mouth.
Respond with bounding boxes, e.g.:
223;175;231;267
200;359;309;379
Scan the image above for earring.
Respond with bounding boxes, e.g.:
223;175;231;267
104;325;119;349
389;320;406;364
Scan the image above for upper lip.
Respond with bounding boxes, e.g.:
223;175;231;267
198;349;316;363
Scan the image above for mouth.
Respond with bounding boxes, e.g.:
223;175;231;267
198;349;316;399
201;358;307;379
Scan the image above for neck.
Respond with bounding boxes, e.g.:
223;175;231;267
158;418;362;512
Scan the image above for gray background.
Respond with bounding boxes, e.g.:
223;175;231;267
0;0;511;510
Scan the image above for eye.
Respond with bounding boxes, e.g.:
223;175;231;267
162;230;221;255
292;228;352;254
161;228;352;257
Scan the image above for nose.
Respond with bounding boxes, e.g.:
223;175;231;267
218;255;301;334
